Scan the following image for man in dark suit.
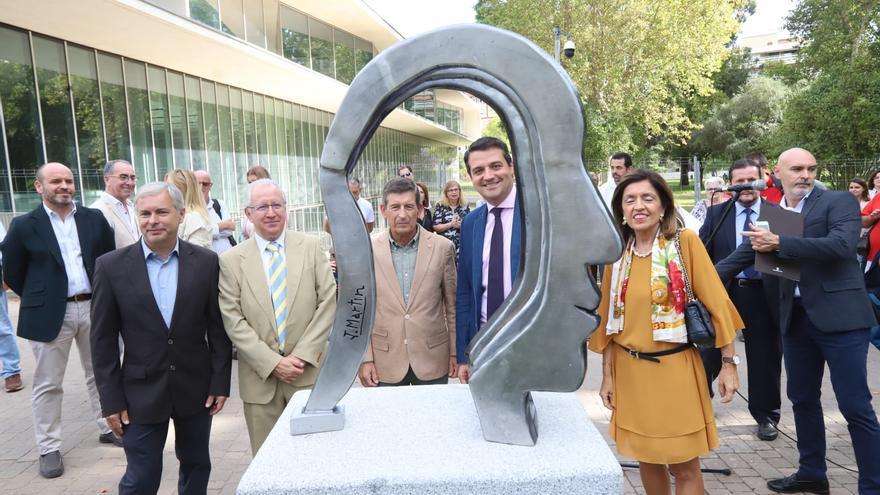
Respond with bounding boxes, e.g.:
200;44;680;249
1;162;117;479
700;159;783;442
91;182;232;494
456;137;521;383
716;148;880;494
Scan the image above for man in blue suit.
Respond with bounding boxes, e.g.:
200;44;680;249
455;137;521;383
716;148;880;494
700;159;783;442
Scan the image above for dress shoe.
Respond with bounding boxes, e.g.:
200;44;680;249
767;474;830;494
39;451;64;479
4;374;23;393
98;432;123;447
757;421;778;441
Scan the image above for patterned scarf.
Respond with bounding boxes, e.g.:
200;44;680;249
606;231;688;343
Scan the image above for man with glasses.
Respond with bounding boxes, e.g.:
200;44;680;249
398;166;414;180
194;170;237;255
218;179;336;454
90;160;139;248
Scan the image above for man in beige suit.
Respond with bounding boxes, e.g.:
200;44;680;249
89;160;138;248
218;179;336;454
358;178;457;387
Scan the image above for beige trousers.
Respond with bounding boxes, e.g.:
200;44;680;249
30;300;110;455
243;380;311;455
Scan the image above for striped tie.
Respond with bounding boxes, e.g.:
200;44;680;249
266;242;288;352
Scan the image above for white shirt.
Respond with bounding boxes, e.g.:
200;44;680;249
206;197;234;255
599;179;617;209
356;197;375;224
43;204;91;297
97;191;138;240
480;187;517;324
254;232;286;288
780;189;813;298
735;199;762;278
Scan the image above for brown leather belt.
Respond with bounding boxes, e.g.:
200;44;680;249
66;293;92;302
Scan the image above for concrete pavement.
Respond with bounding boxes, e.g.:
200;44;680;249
1;296;878;494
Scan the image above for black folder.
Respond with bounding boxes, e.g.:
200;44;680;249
755;206;804;281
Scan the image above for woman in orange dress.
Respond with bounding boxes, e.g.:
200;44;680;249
589;169;743;494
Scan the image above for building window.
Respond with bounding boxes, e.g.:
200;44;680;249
243;0;265;48
333;29;355;85
309;18;335;79
189;0;221;30
281;7;310;67
68;45;107;196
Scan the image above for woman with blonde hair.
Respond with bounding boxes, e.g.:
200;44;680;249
165;169;212;249
432;180;470;256
590;169;742;495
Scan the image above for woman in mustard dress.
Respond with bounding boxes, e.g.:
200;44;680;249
589;170;743;494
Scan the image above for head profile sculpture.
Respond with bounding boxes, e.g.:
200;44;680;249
291;24;623;446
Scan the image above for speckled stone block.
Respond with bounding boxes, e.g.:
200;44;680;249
237;384;622;495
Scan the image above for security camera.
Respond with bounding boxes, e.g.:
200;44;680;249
563;40;575;59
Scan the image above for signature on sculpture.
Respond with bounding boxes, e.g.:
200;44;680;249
290;23;623;446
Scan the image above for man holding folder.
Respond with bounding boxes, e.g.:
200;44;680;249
716;148;880;494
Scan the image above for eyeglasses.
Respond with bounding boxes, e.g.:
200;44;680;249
248;203;286;214
109;174;137;182
399;172;413;178
199;181;213;187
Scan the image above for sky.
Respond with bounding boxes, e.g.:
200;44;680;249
364;0;798;39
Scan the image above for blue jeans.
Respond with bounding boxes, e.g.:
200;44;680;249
785;301;880;492
0;291;22;378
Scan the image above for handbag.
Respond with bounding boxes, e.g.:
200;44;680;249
857;227;871;259
674;229;716;348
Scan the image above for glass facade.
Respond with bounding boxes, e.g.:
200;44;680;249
403;90;464;135
0;24;458;236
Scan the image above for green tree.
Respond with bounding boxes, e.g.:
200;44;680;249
770;0;880;158
691;76;790;160
475;0;747;157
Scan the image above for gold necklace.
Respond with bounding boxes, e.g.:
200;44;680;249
631;244;652;258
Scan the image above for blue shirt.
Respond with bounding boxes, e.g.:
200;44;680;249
142;239;179;329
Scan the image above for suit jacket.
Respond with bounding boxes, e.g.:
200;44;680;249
716;188;875;334
700;199;780;324
1;205;115;342
455;199;521;362
218;231;336;404
89;196;138;248
90;240;232;423
367;227;456;383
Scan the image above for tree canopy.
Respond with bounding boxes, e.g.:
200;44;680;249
475;0;750;159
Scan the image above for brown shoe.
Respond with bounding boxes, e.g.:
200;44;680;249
4;374;23;393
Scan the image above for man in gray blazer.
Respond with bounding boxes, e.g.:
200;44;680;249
89;160;138;248
716;148;880;494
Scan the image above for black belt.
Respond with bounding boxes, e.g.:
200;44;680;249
66;293;91;302
619;343;692;363
736;278;763;288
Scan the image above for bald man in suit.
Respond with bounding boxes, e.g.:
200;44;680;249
218;179;336;454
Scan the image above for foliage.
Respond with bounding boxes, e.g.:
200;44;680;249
475;0;748;157
714;46;753;98
690;76;790;160
770;0;880;159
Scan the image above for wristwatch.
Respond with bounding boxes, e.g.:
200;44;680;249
721;355;741;366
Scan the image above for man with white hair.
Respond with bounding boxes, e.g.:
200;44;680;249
90;159;139;248
218;179;336;454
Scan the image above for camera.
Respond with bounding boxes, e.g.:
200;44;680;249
563;40;575;59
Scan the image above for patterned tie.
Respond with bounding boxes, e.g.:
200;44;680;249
266;242;288;352
742;208;761;279
487;208;505;320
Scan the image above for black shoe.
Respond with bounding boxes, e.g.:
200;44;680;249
757;421;778;441
98;432;123;447
39;451;64;479
767;474;829;494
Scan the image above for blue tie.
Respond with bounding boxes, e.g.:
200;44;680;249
487;208;504;320
742;208;761;279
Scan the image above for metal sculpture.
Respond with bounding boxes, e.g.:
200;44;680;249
290;24;623;445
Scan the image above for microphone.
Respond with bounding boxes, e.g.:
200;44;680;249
719;180;767;193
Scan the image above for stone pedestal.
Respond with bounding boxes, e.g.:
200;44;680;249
237;384;622;494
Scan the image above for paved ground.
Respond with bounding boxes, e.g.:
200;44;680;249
1;296;878;494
